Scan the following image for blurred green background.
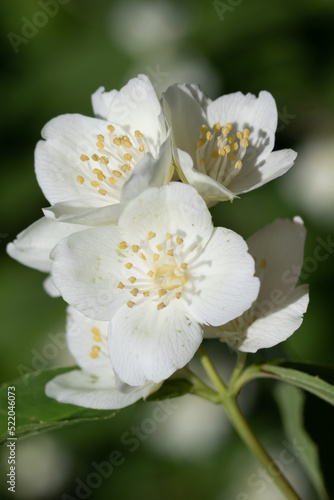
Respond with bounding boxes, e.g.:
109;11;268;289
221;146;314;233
1;0;334;499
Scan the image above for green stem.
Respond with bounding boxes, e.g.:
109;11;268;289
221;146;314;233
228;351;247;392
195;348;302;500
222;397;302;500
197;345;227;395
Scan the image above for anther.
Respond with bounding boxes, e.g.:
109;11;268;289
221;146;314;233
96;141;104;149
143;291;150;297
130;288;139;296
147;270;154;277
139;145;144;152
132;245;139;253
125;263;133;269
80;154;89;161
134;130;144;139
157;302;166;310
91;327;102;342
118;241;128;249
127;301;135;308
176;237;183;245
118;282;125;289
159;289;167;297
181;263;187;270
113;137;121;146
243;128;250;138
200;124;208;134
242;138;249;147
92;154;99;161
156;244;163;251
107;125;115;133
206;131;213;141
148;231;156;240
197;137;206;148
91;180;100;188
77;175;85;184
140;253;146;260
213;122;221;132
165;233;172;239
100;156;109;165
167;249;174;257
128;276;136;283
113;170;122;178
235;160;242;169
98;189;107;196
124;153;132;161
97;134;104;142
236;131;243;140
153;253;160;262
175;292;182;299
109;177;116;185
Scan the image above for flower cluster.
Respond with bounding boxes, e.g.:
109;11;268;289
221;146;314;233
8;75;309;409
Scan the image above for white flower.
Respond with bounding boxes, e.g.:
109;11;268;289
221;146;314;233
162;85;297;205
205;218;309;352
50;183;260;386
36;74;172;225
45;307;160;409
6;217;88;297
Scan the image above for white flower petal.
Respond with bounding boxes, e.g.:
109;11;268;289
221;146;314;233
35;113;122;206
237;285;309;352
121;135;173;203
45;368;157;409
91;86;118;119
247;217;306;300
186;227;260;326
109;300;203;386
6;217;86;273
101;74;166;148
51;226;125;321
229;149;297;194
207;90;277;163
43;200;124;226
119;182;214;249
65;306;111;372
162;83;211;164
43;276;60;297
174;148;236;204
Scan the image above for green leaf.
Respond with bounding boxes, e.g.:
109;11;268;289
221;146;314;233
260;361;334;405
274;383;329;500
147;378;193;401
0;368;118;445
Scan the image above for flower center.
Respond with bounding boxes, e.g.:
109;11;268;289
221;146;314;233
195;122;251;186
76;125;147;200
116;231;188;311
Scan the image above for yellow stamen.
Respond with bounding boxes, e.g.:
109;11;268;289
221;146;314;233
98;188;107;196
242;138;249;147
235;160;242;169
124;153;132;161
80;154;89;161
148;231;156;240
134;130;144;139
259;259;267;269
113;137;121;146
113;170;122;178
175;292;182;299
132;245;139;253
130;288;139;297
125;263;133;269
96;141;104;149
128;276;136;283
100;156;109;165
157;302;166;310
181;263;187;270
143;291;150;297
197;137;206;148
118;241;128;249
92;154;99;161
147;270;154;277
90;180;100;188
167;249;174;257
91;327;102;342
159;289;167;297
107;125;115;133
140;253;146;260
118;282;125;289
77;175;84;184
156;244;163;251
165;233;172;239
109;177;116;185
200;124;208;134
176;237;183;245
139;145;144;152
243;128;250;138
206;131;213;141
213;122;221;132
127;301;135;308
97;134;104;142
153;253;160;262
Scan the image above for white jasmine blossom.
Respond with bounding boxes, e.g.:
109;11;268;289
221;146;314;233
45;307;159;409
162;84;297;205
36;74;172;225
6;217;88;297
205;218;309;351
50;183;259;386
